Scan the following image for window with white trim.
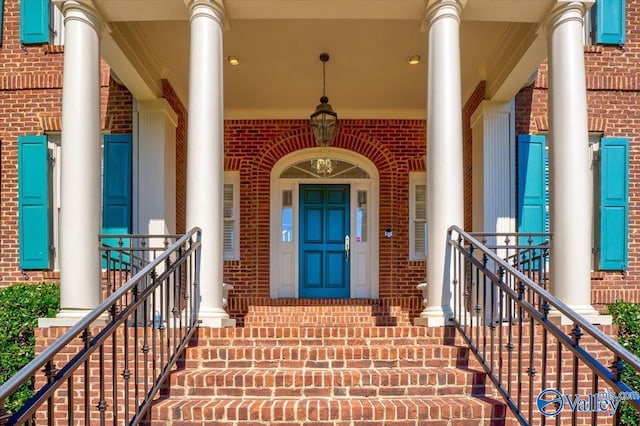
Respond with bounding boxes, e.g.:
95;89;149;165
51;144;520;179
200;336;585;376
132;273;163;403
409;172;427;261
224;172;240;260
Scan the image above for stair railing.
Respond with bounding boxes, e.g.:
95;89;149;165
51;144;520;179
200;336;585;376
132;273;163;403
448;225;640;425
0;227;202;426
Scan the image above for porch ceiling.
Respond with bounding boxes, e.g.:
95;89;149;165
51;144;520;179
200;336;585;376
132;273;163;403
97;0;555;119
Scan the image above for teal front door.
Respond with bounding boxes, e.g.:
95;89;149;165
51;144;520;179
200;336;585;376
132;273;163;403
299;184;350;298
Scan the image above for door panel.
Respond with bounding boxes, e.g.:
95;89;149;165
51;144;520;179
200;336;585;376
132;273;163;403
299;184;350;298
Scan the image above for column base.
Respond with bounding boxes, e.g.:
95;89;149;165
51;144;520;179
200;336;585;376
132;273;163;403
198;307;236;328
414;306;453;327
38;309;108;328
548;305;612;326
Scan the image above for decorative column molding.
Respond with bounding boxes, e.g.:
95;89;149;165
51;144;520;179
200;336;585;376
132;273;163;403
135;99;178;241
546;1;603;323
55;0;103;324
417;0;465;327
185;0;233;327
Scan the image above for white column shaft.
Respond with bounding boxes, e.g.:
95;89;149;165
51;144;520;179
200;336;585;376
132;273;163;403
547;2;597;316
185;1;229;325
58;2;102;317
421;0;465;326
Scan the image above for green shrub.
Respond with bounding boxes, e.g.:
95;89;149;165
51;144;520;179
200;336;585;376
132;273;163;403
608;300;640;426
0;283;60;415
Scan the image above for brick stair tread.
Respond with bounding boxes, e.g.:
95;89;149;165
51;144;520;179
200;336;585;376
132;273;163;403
184;345;476;370
149;395;509;423
192;325;461;341
168;367;489;397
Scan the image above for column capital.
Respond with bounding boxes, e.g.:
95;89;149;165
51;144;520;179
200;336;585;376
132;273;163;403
53;0;103;34
545;1;593;34
185;0;227;27
421;0;466;31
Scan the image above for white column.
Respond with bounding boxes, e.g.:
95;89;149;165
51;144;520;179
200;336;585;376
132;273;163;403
56;1;103;323
418;0;465;327
135;99;178;240
185;0;232;327
546;1;600;322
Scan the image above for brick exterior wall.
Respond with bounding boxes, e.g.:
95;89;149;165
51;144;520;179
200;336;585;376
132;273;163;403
515;0;640;312
163;80;188;235
222;119;428;321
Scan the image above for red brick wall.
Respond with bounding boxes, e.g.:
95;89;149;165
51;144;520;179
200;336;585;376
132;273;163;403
163;80;188;234
222;120;428;320
514;0;640;311
0;0;133;286
463;81;487;232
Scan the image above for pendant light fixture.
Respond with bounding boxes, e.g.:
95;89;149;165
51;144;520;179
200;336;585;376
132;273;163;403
310;53;338;146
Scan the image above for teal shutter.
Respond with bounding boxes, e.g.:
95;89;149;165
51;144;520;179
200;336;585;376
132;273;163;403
592;0;626;45
1;0;5;46
18;135;51;269
102;134;132;269
102;134;132;235
599;137;629;270
20;0;50;44
517;134;548;244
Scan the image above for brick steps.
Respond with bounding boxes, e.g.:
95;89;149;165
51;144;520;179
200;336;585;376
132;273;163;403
168;367;488;398
185;345;470;369
148;396;509;424
244;304;412;327
146;304;512;424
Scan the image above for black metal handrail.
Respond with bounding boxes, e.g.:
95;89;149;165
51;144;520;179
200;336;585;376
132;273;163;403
0;228;202;425
100;234;182;298
449;225;640;425
470;232;550;291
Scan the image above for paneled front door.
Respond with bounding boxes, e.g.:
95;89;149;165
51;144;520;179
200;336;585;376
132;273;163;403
299;184;350;298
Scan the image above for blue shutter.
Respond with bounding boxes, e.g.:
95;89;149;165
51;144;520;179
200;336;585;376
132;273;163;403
599;137;628;270
517;134;548;244
592;0;626;45
102;134;132;269
18;135;51;269
102;134;132;235
20;0;50;44
1;0;5;46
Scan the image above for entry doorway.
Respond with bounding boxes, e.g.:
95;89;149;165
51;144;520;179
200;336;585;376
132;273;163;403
299;184;350;298
270;147;379;299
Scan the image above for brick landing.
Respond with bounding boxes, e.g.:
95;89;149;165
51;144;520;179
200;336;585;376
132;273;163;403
146;303;515;425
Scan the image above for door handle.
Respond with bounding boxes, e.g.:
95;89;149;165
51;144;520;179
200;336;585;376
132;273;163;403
345;235;350;262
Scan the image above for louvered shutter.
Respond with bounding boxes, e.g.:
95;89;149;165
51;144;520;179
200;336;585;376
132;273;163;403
414;184;427;257
20;0;50;44
18;135;51;269
517;134;548;245
223;183;235;259
592;0;626;45
599;137;629;270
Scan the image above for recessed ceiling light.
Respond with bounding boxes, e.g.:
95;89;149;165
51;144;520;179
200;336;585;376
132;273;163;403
408;55;421;65
227;56;240;66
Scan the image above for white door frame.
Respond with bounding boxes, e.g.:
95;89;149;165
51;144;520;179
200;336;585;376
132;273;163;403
270;148;379;298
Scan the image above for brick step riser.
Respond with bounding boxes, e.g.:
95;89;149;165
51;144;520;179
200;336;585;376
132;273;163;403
183;347;473;365
146;398;507;424
187;338;468;350
168;370;489;398
193;326;459;340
